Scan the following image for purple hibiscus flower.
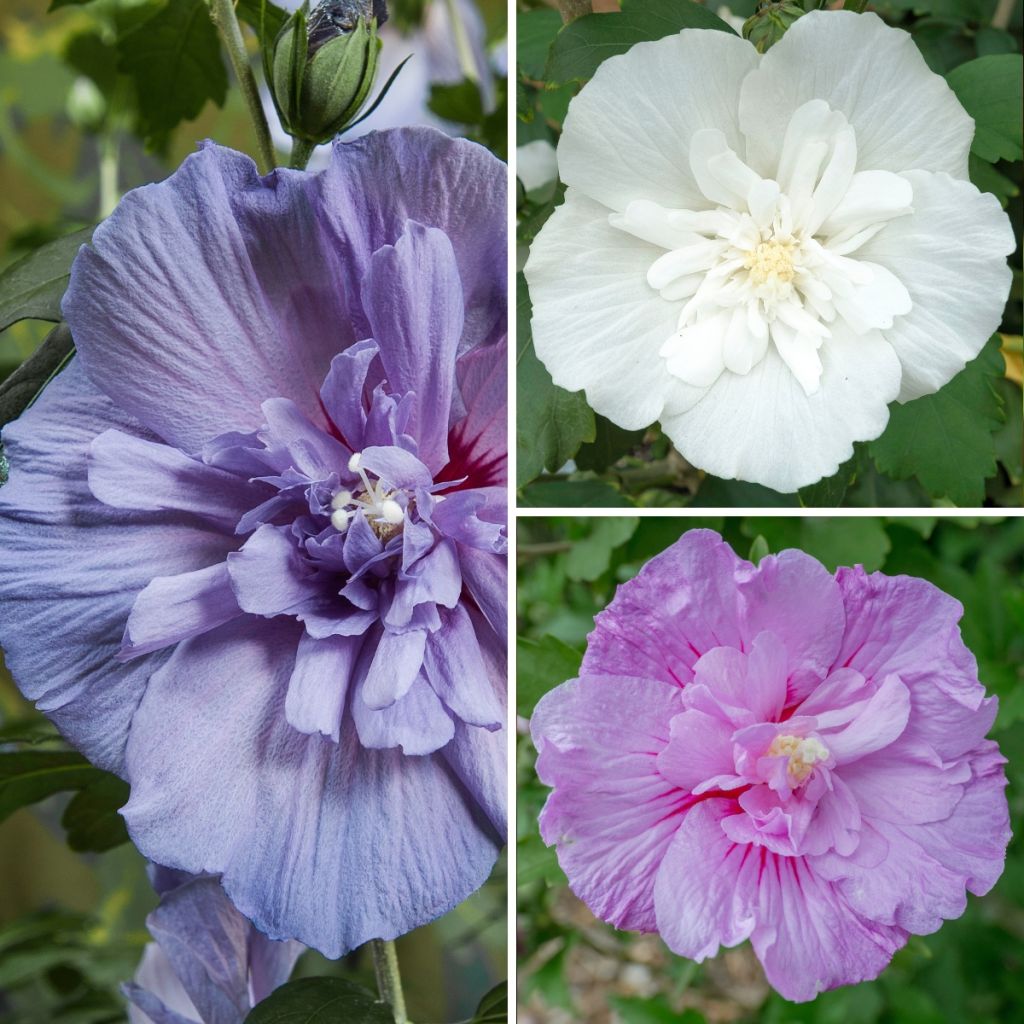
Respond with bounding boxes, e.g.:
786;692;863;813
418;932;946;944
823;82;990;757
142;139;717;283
531;529;1009;1002
0;127;507;956
125;867;303;1024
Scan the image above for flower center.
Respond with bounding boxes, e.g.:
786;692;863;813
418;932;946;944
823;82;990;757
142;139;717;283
766;734;829;785
330;452;406;540
745;238;796;286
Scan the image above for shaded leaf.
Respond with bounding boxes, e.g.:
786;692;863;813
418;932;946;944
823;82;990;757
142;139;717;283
0;751;102;824
0;228;92;332
575;416;645;474
0;323;74;430
473;980;508;1023
519;478;633;507
517;634;583;717
518;8;563;80
869;336;1005;506
947;54;1023;163
546;0;735;84
61;774;131;853
237;0;289;42
244;976;393;1024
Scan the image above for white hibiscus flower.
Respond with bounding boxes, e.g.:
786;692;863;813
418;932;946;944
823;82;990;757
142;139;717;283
524;11;1015;493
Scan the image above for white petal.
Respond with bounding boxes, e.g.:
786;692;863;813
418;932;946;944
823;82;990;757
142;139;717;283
805;126;858;235
832;261;912;334
748;178;781;231
859;170;1015;400
739;11;973;182
557;29;760;212
525;189;703;429
723;305;768;375
610;199;701;251
771;320;824;395
648;241;725;290
662;322;902;492
516;139;558;192
775;99;845;196
819;170;913;243
662;312;730;388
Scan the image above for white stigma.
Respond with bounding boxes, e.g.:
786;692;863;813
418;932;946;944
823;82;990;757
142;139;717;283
767;734;830;785
330;451;407;537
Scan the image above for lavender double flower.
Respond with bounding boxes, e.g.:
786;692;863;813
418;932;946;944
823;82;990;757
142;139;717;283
0;128;507;956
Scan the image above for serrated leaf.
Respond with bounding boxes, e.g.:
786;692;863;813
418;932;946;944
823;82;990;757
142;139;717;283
117;0;228;145
546;0;735;84
947;54;1023;164
61;773;130;852
0;323;74;430
0;228;92;332
244;977;392;1024
517;634;583;716
516;274;595;486
565;517;639;581
518;8;563;81
869;336;1005;506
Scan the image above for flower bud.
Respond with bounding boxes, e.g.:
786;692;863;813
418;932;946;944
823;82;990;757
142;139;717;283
742;0;805;53
264;1;387;144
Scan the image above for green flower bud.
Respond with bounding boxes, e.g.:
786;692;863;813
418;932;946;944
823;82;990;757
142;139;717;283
264;1;386;145
66;76;107;131
742;0;805;54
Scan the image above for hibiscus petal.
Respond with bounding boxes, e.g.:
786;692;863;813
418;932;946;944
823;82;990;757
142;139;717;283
122;616;500;958
285;632;362;741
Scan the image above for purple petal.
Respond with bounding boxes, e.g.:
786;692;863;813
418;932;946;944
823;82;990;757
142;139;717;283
0;362;234;772
359;446;433;491
657;710;735;793
64;144;354;450
259;398;350;479
286;632;362;741
89;429;258;526
319;340;380;451
353;673;455;754
823;673;910;764
361;221;464;472
531;674;687;932
457;545;506;641
227;525;320;616
122;616;500;958
122;562;240;660
360;628;427;708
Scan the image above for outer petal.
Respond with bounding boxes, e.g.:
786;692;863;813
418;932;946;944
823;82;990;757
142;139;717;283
121;616;500;958
653;801;758;960
557;29;760;212
739;12;973;181
525;189;701;432
583;530;844;696
531;674;687;931
0;363;234;772
750;853;906;1002
317;128;506;353
125;945;200;1024
661;323;901;493
858;171;1014;400
64;144;354;451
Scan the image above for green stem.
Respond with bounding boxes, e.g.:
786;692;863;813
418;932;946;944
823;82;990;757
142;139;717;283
445;0;480;83
991;0;1017;28
210;0;276;173
371;939;408;1024
289;137;316;170
98;132;120;219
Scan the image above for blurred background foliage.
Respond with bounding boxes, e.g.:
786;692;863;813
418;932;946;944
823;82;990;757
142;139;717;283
517;516;1024;1023
516;0;1023;509
0;1;506;1020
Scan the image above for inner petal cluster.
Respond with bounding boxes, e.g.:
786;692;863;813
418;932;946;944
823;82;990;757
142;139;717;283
610;99;915;395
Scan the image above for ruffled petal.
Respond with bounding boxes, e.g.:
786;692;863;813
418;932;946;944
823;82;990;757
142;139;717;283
0;362;235;773
661;321;901;492
557;29;759;212
285;632;362;741
122;616;501;958
858;171;1015;400
739;12;973;181
525;189;702;432
64;144;354;451
531;674;687;931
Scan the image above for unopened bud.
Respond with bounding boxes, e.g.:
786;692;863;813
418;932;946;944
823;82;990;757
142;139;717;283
742;0;805;53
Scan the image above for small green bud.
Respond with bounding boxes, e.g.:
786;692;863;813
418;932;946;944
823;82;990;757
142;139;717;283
742;0;805;53
264;1;387;145
66;76;107;131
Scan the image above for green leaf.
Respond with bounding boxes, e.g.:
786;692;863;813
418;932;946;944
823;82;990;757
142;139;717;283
517;634;583;716
968;152;1019;207
742;517;891;572
610;995;706;1024
947;54;1024;163
565;517;639;581
236;0;289;42
519;478;634;507
0;751;102;824
61;774;130;852
0;323;74;430
428;79;484;125
0;228;92;332
575;415;645;473
244;977;392;1024
516;274;595;486
0;717;63;747
473;980;508;1023
748;534;770;564
518;8;563;81
869;336;1005;506
798;453;857;507
117;0;228;146
546;0;735;84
